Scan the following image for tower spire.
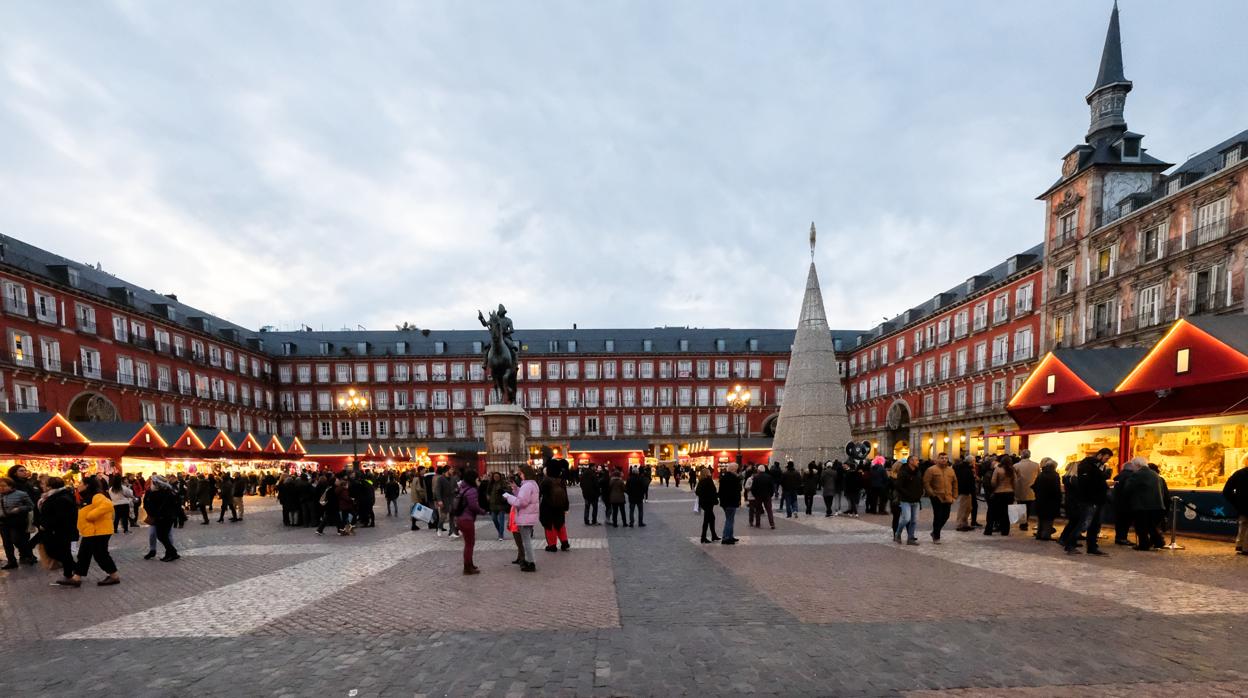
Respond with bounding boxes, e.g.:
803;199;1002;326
1085;1;1132;144
809;222;816;260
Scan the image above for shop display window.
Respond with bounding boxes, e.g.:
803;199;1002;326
1129;415;1247;490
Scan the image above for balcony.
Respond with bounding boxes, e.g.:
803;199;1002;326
1167;212;1246;256
1052;232;1077;252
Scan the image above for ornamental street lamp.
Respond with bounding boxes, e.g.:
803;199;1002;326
725;385;752;466
338;387;368;469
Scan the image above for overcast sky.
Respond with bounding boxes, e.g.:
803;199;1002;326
2;1;1246;334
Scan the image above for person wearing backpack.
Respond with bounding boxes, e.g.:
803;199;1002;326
540;470;571;551
454;470;488;574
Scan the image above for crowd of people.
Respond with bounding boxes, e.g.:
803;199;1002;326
6;449;1248;589
676;446;1248;558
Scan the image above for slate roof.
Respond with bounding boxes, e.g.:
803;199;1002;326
262;326;863;359
73;421;150;444
0;234;265;349
1185;315;1248;355
1052;347;1148;394
1;412;56;439
852;243;1044;348
0;233;864;358
1091;2;1128;93
1170;129;1248;177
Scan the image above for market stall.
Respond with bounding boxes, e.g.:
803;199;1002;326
1009;316;1248;536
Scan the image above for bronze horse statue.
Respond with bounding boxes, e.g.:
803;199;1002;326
479;306;519;404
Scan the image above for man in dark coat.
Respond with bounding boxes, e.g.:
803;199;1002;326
1124;460;1166;550
719;464;742;544
1031;458;1062;541
196;475;215;524
1224;464;1248;555
625;468;648;527
781;462;802;518
750;467;776;529
580;464;600;525
1062;448;1113;555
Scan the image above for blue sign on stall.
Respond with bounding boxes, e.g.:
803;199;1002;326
1172;490;1238;536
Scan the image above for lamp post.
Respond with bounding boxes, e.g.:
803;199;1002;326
725;385;752;466
338;387;368;469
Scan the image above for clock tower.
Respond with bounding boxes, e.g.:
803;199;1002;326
1037;2;1172;352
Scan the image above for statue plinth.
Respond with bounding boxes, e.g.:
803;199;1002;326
482;403;529;474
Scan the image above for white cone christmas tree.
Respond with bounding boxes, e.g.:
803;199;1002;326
769;226;854;466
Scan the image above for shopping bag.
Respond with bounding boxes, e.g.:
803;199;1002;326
693;499;700;514
410;503;434;523
1007;503;1027;525
507;508;519;533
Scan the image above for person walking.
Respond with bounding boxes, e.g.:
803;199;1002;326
820;462;837;516
0;476;36;569
435;467;459;538
607;469;626;527
894;456;923;545
383;477;401;517
985;456;1016;536
719;463;742;544
1123;457;1166;551
750;465;776;529
695;470;720;543
503;466;540;572
1013;450;1039;532
1062;448;1112;555
1031;458;1062;541
867;458;887;514
1111;460;1139;545
580;464;600;526
802;463;819;516
485;472;509;540
780;462;801;518
540;471;571;551
923;453;957;544
217;474;236;523
953;457;976;531
232;474;247;522
107;475;134;534
196;475;214;524
37;477;78;580
59;475;120;587
455;470;488;574
142;475;180;561
1223;463;1248;555
843;461;863;517
625;469;647;527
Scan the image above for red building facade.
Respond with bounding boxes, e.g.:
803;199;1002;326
0;233;862;467
844;248;1043;461
0;237;276;436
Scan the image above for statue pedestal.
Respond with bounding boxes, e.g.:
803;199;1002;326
482;404;530;474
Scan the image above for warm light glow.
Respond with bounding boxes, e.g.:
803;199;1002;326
1176;347;1190;374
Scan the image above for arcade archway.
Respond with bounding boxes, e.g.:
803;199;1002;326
884;400;911;461
66;392;119;422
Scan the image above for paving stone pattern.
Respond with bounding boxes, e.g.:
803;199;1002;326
1;486;1246;696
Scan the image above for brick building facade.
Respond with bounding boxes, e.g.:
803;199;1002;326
844;248;1042;461
1038;6;1248;352
0;233;860;466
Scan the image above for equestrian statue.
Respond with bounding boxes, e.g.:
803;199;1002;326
478;304;520;404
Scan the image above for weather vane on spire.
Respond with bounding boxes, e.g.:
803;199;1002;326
809;221;817;260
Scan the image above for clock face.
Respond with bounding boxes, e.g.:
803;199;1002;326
1063;153;1078;177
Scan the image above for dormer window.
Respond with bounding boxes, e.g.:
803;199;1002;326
1225;144;1244;169
1120;136;1141;161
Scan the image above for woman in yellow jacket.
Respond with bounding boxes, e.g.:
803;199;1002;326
57;475;121;587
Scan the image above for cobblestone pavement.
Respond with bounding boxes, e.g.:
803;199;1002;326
1;486;1247;696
